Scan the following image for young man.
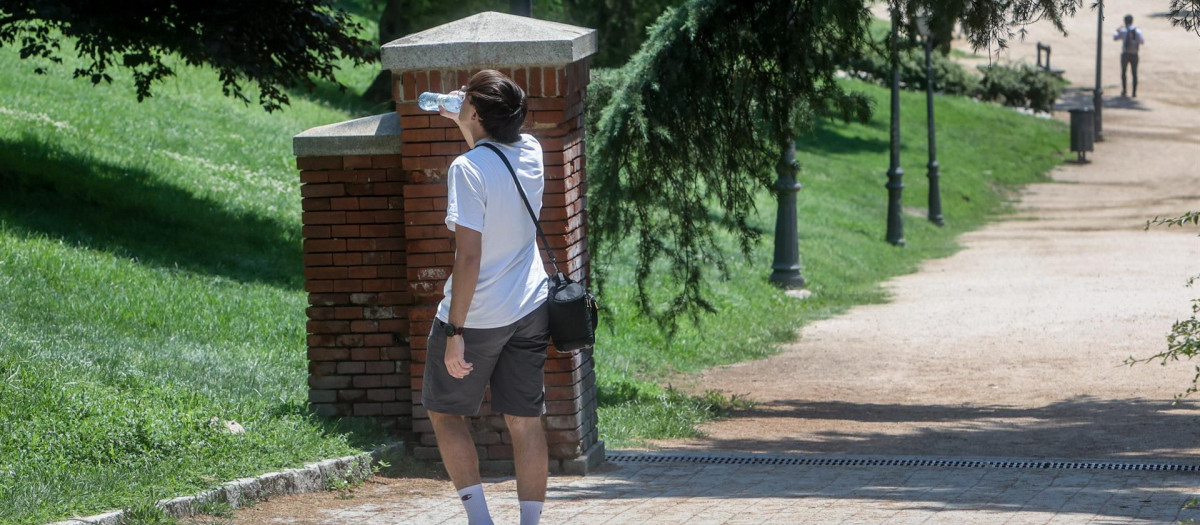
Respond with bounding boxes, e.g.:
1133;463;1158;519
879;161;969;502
1113;14;1146;98
422;70;550;525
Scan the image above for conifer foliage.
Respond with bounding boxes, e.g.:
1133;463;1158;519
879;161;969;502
0;0;376;112
588;0;1083;320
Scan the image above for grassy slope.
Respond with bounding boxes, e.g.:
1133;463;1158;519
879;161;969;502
0;11;1065;524
0;10;390;525
593;80;1067;446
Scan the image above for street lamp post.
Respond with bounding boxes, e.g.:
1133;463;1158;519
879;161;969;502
917;12;944;227
885;5;906;246
1094;0;1104;140
769;135;806;288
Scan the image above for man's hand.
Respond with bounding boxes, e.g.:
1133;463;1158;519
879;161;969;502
444;335;473;379
438;90;464;120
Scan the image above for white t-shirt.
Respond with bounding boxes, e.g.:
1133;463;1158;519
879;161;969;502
1114;26;1144;54
436;134;549;329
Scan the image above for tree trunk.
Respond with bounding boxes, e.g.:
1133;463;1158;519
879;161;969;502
363;0;407;104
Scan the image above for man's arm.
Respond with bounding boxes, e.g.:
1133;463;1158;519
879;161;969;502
448;226;482;328
443;225;482;379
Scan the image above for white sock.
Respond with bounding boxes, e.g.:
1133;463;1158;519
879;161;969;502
457;484;493;525
519;500;544;525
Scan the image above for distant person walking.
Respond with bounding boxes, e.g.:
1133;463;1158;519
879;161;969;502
1113;14;1145;98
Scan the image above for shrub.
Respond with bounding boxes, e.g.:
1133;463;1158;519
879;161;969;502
976;63;1067;113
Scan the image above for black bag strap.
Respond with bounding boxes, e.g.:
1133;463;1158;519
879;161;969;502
477;142;562;276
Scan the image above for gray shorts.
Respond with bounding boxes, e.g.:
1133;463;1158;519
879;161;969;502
422;303;550;417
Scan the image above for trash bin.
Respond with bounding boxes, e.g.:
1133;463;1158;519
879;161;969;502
1069;107;1095;162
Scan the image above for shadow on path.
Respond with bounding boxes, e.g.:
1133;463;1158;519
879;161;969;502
667;396;1200;460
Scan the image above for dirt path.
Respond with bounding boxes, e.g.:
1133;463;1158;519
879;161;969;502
657;0;1200;460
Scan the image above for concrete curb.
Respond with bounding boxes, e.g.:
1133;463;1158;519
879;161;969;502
46;441;405;525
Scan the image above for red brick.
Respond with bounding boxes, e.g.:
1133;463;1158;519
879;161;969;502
353;375;383;388
337;362;366;375
344;155;372;169
365;333;395;346
415;71;428;93
331;225;360;237
533;110;565;124
402;128;445;143
297;156;343;170
329;197;359;211
542;68;556;96
305;266;348;280
367;389;396;402
301;184;344;198
299;170;328;183
334;280;364;293
408;239;451;253
304;253;333;267
303;211;347;225
333;252;363;266
352;347;381;360
382;402;412;416
512;68;528;91
351;320;379;333
402;72;417;101
401;115;430;129
365;360;396;374
307;347;349;361
373;155;404;168
306;319;349;333
354;403;382;416
402;143;431;157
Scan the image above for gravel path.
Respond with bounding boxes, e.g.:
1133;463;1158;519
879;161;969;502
659;0;1200;461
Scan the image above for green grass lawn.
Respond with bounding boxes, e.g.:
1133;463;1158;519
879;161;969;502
0;10;1064;525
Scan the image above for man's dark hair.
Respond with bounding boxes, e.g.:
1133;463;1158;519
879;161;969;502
1125;14;1134;24
465;70;527;143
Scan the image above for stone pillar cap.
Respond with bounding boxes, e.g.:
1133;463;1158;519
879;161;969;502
382;11;597;71
293;113;401;157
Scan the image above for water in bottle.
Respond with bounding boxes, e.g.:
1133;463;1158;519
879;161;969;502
417;92;464;113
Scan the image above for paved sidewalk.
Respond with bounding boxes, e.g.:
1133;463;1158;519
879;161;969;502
197;452;1200;524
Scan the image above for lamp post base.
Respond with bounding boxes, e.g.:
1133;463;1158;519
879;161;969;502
769;269;807;289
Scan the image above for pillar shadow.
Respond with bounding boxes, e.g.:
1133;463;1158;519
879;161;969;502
0;133;304;288
670;396;1200;460
1055;88;1150;112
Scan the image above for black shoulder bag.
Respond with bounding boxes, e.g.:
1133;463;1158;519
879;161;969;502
478;143;598;353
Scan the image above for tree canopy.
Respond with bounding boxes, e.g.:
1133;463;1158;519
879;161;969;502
0;0;376;111
588;0;1085;320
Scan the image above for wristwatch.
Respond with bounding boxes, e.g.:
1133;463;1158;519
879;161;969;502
441;319;464;338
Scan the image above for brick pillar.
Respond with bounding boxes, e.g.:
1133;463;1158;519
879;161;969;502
293;114;414;434
384;12;603;474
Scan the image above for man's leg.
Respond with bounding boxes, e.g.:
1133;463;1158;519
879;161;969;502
1131;54;1139;97
507;413;548;525
429;410;482;489
1120;54;1129;96
506;414;548;501
429;410;494;525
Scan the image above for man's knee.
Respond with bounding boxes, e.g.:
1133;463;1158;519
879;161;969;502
429;410;465;424
504;413;543;432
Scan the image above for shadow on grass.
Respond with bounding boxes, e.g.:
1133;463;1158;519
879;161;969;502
0;134;304;289
800;123;890;156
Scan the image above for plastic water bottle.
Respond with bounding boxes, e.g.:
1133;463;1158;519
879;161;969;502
418;92;464;113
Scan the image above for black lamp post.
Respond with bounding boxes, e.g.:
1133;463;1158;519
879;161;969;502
916;11;944;227
885;5;906;246
769;135;806;288
1094;0;1104;141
